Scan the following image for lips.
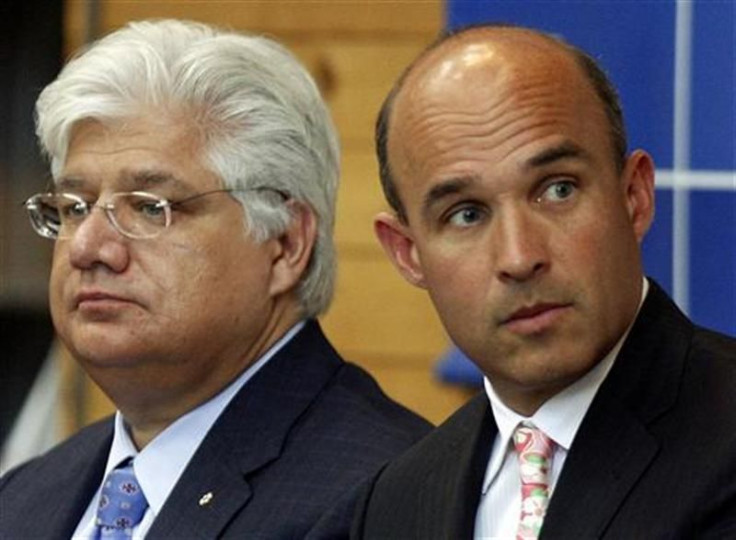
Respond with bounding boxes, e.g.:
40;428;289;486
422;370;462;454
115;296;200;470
506;303;564;322
502;302;572;334
74;290;134;308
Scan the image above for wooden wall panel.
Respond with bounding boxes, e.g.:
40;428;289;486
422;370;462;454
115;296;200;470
321;255;448;367
58;0;477;431
367;365;475;426
100;1;440;36
334;151;387;248
65;1;441;55
287;41;430;146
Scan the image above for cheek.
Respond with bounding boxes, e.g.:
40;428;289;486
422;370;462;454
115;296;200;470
158;242;221;299
168;238;270;309
49;250;70;311
584;210;640;275
560;208;642;317
554;199;633;270
420;248;491;317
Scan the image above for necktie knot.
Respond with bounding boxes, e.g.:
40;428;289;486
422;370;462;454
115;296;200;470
96;460;148;538
513;423;554;540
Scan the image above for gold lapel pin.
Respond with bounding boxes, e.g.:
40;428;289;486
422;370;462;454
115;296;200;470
198;492;214;506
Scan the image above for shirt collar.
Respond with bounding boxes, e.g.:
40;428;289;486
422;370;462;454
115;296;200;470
103;320;306;515
482;278;649;489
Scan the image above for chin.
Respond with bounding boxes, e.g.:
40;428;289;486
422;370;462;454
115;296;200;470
76;348;147;371
64;329;150;369
72;315;140;342
503;345;596;385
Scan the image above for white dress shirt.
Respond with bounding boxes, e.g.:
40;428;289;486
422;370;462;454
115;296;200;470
72;321;305;539
474;280;648;539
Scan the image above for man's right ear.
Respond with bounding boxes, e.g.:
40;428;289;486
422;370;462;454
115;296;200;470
374;212;427;289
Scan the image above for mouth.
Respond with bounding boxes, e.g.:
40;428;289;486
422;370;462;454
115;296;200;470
74;290;134;310
501;302;572;334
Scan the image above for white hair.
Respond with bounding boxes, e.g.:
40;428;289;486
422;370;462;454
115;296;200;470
35;19;340;317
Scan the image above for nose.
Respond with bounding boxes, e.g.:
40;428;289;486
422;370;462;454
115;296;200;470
493;207;549;283
67;207;130;273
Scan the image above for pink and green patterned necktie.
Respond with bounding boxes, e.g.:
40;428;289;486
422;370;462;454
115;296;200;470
513;423;554;540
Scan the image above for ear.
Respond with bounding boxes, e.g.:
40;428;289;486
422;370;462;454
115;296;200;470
621;149;656;243
374;212;427;289
268;201;317;297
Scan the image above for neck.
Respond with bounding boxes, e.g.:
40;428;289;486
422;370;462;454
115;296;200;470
103;303;304;449
493;384;566;417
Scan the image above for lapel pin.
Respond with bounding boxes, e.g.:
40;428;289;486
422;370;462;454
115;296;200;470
198;492;214;506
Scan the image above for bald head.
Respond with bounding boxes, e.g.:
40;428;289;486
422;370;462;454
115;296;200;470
376;25;627;221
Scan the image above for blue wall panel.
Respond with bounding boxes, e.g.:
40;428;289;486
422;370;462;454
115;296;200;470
691;1;735;171
689;191;736;334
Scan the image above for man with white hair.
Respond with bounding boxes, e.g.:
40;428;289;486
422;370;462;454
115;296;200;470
0;19;430;538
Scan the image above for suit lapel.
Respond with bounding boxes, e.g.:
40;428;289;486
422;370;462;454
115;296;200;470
542;281;691;538
143;455;255;538
148;321;343;537
21;421;112;539
541;392;659;538
419;394;496;539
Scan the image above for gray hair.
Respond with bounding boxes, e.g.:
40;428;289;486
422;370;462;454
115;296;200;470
35;19;340;317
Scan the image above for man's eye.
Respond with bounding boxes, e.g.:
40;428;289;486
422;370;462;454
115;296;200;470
134;201;166;217
446;205;486;227
539;180;576;202
61;201;89;218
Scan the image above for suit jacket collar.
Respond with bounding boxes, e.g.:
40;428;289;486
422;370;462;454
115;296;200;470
14;419;113;539
147;320;343;537
443;395;496;538
541;280;692;538
406;393;495;539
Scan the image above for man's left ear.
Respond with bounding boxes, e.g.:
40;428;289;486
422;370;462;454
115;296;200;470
622;149;656;243
268;201;317;297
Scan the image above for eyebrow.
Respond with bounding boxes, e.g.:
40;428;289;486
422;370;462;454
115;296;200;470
122;170;192;192
421;175;479;221
524;141;589;169
56;169;190;193
417;142;588;222
55;177;86;191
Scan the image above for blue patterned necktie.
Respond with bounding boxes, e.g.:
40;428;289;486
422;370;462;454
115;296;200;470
95;460;148;539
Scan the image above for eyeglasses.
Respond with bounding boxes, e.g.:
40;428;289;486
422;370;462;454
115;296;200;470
24;187;288;240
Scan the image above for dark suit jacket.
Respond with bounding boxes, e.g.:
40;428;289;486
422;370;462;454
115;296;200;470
353;281;736;539
0;321;432;539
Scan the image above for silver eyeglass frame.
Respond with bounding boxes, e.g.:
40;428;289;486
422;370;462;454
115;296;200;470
23;187;289;240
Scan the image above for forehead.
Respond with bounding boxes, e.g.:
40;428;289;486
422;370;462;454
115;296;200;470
59;115;219;193
387;30;611;196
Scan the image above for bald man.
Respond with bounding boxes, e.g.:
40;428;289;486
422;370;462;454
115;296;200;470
352;24;736;539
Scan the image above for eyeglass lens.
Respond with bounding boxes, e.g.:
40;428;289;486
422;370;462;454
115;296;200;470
26;192;170;239
108;192;169;238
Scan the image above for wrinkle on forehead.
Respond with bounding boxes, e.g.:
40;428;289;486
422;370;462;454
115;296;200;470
396;67;581;179
387;28;610;214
